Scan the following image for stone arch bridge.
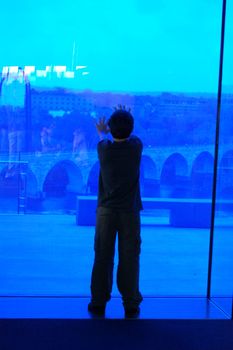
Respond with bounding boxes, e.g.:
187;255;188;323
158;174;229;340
0;143;233;198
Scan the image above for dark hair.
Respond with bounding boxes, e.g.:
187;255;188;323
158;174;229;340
108;110;134;139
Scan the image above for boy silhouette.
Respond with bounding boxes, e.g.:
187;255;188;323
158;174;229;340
88;107;143;318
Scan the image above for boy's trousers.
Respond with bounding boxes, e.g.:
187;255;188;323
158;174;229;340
90;207;143;308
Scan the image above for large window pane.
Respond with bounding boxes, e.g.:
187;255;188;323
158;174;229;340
0;0;223;297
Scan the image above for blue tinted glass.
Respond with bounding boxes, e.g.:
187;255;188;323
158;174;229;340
0;0;224;298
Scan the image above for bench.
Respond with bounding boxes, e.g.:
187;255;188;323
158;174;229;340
76;196;233;228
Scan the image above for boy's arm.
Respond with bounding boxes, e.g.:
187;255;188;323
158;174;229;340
95;116;111;160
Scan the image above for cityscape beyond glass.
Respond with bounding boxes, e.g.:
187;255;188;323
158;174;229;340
0;0;232;317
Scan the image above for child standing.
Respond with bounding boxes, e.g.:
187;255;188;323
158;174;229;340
88;108;143;318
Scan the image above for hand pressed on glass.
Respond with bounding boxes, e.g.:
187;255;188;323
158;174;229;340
95;116;110;139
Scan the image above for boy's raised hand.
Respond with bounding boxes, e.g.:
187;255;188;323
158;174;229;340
95;116;110;138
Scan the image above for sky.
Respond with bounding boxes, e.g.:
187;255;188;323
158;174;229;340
0;0;231;93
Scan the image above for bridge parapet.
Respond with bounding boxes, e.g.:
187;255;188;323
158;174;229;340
1;143;233;193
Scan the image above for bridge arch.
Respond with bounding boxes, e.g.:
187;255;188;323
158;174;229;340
191;152;214;198
141;155;157;179
218;150;233;198
0;165;38;196
220;150;233;168
141;155;159;197
87;161;100;194
160;153;189;197
0;166;21;197
43;160;83;197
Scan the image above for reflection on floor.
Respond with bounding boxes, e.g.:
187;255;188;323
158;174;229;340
0;297;229;319
0;214;232;300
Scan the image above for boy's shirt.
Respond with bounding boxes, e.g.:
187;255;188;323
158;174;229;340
97;135;143;212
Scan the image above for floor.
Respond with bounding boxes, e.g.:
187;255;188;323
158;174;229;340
0;296;230;319
0;214;232;320
0;214;211;296
1;214;232;350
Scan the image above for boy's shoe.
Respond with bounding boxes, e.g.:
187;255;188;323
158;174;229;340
88;302;106;316
124;306;140;319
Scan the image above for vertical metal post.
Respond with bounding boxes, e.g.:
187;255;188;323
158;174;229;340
207;0;227;299
25;81;32;152
17;154;21;214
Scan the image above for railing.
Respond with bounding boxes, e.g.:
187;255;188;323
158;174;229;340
0;160;28;214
